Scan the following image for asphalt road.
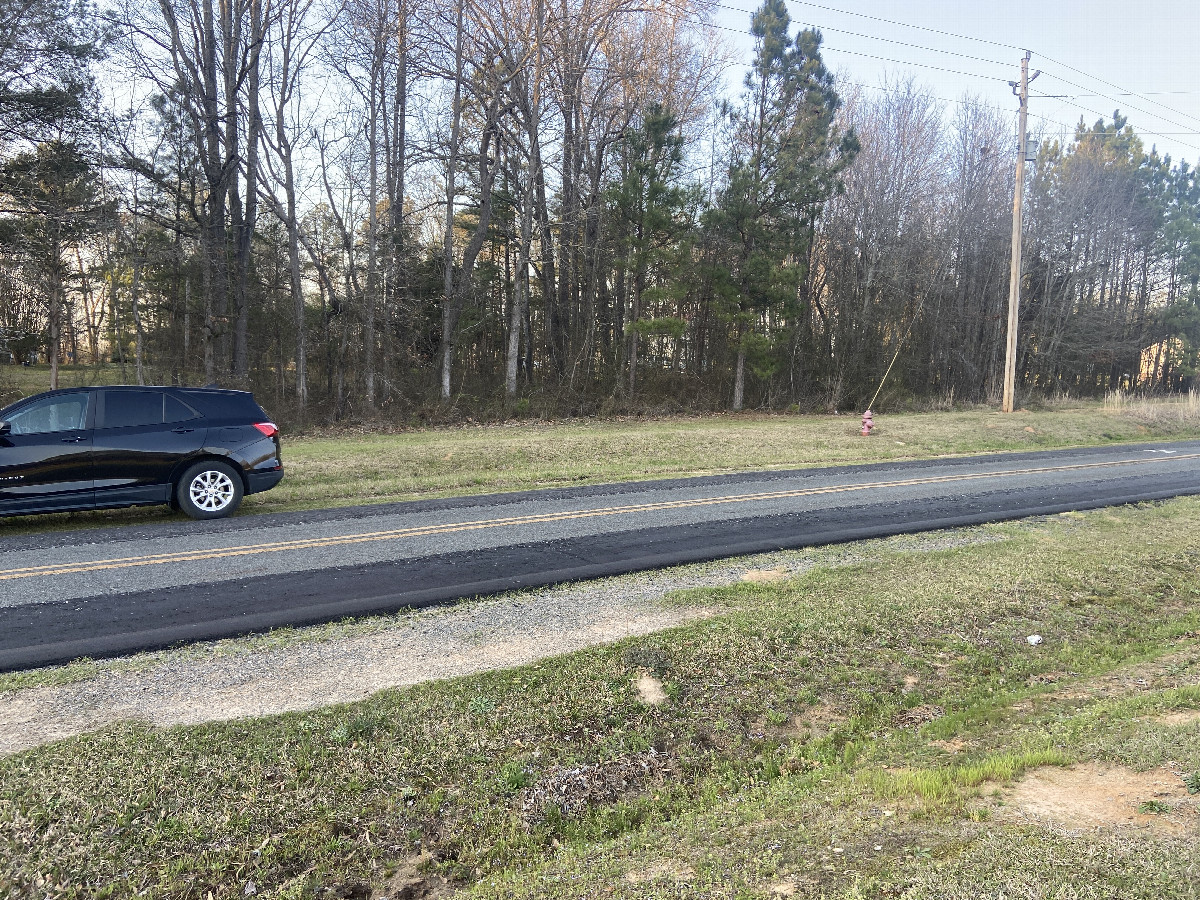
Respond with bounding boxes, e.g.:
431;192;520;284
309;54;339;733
2;440;1199;671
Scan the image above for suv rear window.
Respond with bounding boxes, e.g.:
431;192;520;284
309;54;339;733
178;390;266;421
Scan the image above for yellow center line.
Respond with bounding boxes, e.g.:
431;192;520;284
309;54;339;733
3;453;1196;582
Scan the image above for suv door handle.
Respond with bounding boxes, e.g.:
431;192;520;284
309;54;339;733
172;427;195;434
60;435;85;443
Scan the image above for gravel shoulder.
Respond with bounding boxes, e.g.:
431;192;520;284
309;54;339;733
0;530;1002;756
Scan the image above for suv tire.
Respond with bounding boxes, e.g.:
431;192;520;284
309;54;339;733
177;460;244;519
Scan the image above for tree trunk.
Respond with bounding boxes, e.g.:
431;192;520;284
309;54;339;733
364;58;380;408
218;0;242;376
183;278;191;383
233;0;264;381
507;171;535;397
48;244;62;390
287;185;305;409
439;0;465;401
733;347;746;411
131;259;145;385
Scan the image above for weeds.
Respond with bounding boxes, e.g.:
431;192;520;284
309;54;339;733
1104;387;1200;424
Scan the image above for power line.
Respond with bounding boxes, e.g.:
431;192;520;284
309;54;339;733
1033;67;1200;154
820;46;1008;83
1039;91;1200;98
1037;68;1200;133
657;1;1018;84
798;22;1011;70
676;7;753;36
784;0;1022;52
1029;106;1200;157
793;0;1200;140
710;0;1012;70
844;79;982;110
1034;51;1200;131
1031;117;1200;137
848;86;1200;142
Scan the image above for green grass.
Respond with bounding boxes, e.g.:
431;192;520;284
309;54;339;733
4;499;1200;897
6;393;1200;537
262;402;1200;511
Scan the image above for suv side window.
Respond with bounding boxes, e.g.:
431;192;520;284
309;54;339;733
6;393;89;435
102;391;165;429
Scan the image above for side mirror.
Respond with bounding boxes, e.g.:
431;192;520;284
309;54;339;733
0;421;9;436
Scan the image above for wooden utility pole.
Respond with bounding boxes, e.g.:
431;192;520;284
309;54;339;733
1002;51;1038;413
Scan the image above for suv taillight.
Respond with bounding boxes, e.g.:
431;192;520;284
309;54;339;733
253;422;279;438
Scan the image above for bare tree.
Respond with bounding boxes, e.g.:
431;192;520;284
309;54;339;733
259;0;333;412
117;0;265;382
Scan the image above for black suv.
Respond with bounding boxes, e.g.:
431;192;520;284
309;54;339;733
0;386;283;519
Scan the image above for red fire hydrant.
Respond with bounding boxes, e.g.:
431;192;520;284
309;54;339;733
861;409;875;436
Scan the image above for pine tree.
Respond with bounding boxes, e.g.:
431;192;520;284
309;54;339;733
706;0;857;410
0;141;110;387
609;104;699;393
0;0;101;147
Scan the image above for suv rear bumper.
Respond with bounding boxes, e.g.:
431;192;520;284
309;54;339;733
246;468;284;495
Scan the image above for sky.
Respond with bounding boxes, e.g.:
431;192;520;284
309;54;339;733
710;0;1200;169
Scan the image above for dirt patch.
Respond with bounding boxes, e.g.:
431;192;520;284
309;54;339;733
1022;643;1200;711
741;568;789;584
929;739;966;754
634;672;668;705
790;703;846;741
1000;763;1199;835
1154;708;1200;726
623;860;694;884
372;853;456;899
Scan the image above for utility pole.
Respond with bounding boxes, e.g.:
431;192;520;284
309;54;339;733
1002;52;1039;413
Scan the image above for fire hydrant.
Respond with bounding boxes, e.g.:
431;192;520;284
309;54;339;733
861;409;875;436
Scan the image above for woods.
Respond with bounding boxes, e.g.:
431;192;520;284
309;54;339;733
3;0;1200;424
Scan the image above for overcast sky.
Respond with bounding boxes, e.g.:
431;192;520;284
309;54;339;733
710;0;1200;168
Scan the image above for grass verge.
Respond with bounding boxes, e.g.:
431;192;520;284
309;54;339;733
5;399;1200;537
3;499;1200;897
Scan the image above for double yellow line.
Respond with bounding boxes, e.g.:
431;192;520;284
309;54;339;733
2;453;1195;583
